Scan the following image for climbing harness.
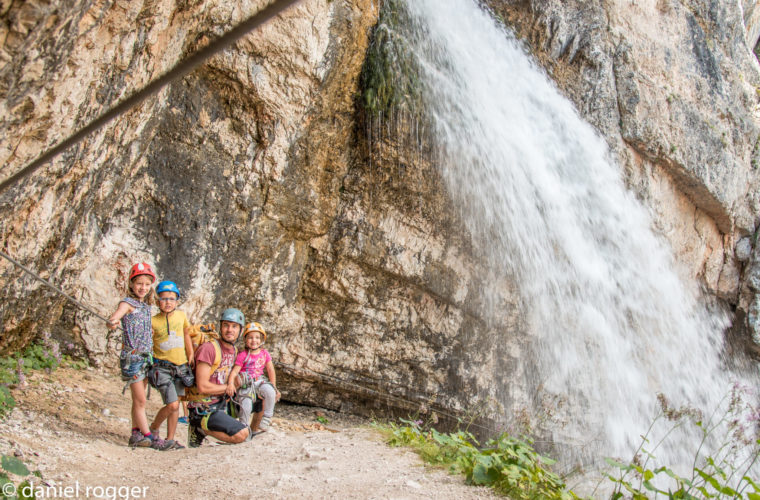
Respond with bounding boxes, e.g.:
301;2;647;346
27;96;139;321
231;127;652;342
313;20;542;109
0;0;304;197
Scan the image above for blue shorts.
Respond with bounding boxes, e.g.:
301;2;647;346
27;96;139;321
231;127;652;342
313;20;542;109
119;352;149;384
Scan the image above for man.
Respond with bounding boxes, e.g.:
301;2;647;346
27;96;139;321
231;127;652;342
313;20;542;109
185;308;250;447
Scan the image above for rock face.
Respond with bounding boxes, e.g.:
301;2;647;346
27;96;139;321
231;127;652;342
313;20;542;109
1;0;760;426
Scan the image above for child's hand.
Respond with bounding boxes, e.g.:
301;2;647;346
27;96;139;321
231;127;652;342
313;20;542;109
225;384;235;397
275;389;281;402
106;319;118;330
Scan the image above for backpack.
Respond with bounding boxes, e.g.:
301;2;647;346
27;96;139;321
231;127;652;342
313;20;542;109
182;326;236;402
187;323;219;348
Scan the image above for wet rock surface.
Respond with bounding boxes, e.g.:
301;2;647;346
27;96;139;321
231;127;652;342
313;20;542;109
1;0;760;428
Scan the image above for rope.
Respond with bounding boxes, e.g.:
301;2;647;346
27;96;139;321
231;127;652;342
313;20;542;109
0;249;121;332
0;0;303;196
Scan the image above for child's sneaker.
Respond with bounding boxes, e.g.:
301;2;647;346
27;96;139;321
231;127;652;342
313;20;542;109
164;439;185;450
128;430;151;448
149;436;174;451
178;416;188;425
188;423;206;448
259;416;271;431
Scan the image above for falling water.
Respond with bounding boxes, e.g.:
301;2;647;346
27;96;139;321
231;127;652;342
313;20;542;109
395;0;757;467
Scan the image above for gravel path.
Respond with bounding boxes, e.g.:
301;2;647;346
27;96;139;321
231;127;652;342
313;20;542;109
0;367;496;499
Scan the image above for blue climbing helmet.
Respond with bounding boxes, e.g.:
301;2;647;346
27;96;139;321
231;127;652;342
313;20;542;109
220;308;245;329
156;280;181;299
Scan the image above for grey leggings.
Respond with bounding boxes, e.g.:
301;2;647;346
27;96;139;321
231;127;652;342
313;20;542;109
237;382;276;426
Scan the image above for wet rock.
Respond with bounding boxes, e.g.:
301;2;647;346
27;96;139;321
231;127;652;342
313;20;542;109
0;0;759;426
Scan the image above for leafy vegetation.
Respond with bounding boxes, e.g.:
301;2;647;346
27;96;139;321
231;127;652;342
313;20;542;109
0;333;88;419
603;389;760;499
379;418;578;499
382;384;760;499
0;453;40;500
360;0;423;119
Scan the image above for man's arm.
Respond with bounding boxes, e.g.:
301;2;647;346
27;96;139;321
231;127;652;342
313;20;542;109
195;362;228;395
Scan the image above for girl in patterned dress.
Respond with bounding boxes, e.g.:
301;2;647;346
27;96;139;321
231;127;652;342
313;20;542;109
106;262;171;450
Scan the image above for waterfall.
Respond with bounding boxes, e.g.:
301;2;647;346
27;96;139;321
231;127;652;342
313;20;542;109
394;0;757;467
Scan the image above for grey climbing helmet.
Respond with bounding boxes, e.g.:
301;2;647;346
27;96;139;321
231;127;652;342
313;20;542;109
220;308;245;328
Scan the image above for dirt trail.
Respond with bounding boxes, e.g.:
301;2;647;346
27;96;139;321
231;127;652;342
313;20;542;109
0;367;495;499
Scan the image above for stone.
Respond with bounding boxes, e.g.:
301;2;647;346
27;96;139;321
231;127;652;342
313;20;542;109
0;0;760;430
737;237;753;262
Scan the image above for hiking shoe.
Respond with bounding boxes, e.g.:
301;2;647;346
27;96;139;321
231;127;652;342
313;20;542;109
188;423;205;448
178;416;189;425
149;437;174;451
128;430;151;448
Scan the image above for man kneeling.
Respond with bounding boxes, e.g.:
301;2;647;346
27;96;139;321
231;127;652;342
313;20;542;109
185;308;249;447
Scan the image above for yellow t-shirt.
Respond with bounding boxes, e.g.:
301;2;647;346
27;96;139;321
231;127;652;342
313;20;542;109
152;310;191;365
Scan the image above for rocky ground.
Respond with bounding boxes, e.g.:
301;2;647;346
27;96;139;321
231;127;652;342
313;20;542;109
0;366;496;499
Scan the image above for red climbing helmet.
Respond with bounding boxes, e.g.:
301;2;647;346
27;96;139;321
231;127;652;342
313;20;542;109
129;262;156;283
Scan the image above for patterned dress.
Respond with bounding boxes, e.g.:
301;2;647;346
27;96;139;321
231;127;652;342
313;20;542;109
120;297;153;354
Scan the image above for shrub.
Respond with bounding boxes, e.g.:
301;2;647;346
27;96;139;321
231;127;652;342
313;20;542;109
381;418;578;499
604;387;760;499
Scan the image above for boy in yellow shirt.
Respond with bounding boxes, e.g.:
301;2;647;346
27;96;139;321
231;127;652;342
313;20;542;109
148;280;193;449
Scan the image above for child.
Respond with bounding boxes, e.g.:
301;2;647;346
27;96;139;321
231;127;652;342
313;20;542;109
226;322;281;432
106;263;172;450
147;280;193;449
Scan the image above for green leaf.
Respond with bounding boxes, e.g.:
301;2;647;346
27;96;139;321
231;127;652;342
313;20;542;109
746;493;760;500
605;458;632;470
472;463;493;485
17;480;34;500
1;455;29;476
744;475;760;492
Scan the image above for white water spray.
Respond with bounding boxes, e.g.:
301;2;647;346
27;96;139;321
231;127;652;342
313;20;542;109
398;0;755;465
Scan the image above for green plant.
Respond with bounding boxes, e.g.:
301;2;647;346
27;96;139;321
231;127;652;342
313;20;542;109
380;419;578;499
0;453;40;499
0;387;14;419
316;415;329;425
0;335;86;421
360;0;424;119
61;355;89;371
603;388;760;499
0;341;60;387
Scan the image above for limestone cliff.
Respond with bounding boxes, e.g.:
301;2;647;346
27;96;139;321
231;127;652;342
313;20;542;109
1;0;760;426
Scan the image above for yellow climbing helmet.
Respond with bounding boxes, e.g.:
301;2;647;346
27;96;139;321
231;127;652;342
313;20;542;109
243;322;267;343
